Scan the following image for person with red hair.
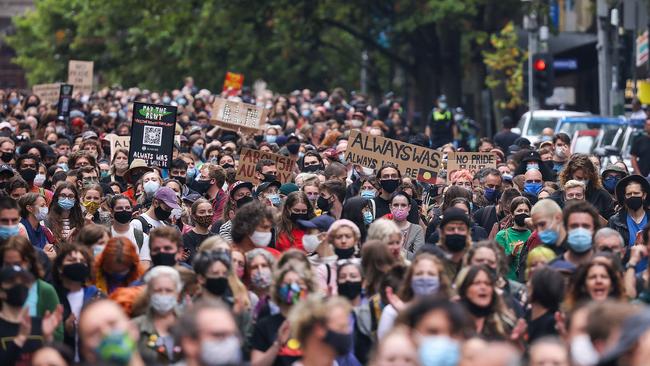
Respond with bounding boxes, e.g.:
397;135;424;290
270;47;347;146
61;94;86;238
449;169;474;191
93;237;144;295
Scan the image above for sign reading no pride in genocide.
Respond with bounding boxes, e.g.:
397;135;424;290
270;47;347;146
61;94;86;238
345;130;442;183
446;152;497;175
129;102;177;169
236;148;296;184
67;60;94;95
211;98;267;133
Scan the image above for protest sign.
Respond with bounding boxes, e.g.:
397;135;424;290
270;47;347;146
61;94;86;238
67;60;94;95
345;130;442;183
129;102;177;169
32;83;60;105
104;133;130;160
446;152;497;175
56;84;74;121
223;72;244;95
211;98;267;133
236;148;296;184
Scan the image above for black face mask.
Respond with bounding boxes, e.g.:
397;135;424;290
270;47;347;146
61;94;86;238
335;246;355;259
62;262;89;282
154;205;172;221
290;213;309;222
461;298;493;318
514;213;529;227
204;277;228;296
221;163;234;170
19;168;37;183
0;152;13;163
113;210;132;224
262;173;277;183
286;143;300;155
626;196;644;211
317;196;331;211
302;164;322;173
380;179;400;193
151;252;177;267
190;179;212;195
323;329;353;356
444;234;467;253
5;284;29;307
235;196;254;209
337;281;362;301
172;176;186;185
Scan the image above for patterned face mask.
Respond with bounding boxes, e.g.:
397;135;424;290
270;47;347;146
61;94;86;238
278;282;306;305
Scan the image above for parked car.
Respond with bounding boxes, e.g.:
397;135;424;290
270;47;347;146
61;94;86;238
513;110;590;144
555;116;628;155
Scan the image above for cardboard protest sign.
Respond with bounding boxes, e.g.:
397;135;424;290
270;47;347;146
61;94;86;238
235;148;296;184
56;84;74;121
129;102;177;169
223;72;244;95
446;152;497;175
211;98;267;133
32;83;61;105
104;133;130;160
67;60;94;95
345;130;442;183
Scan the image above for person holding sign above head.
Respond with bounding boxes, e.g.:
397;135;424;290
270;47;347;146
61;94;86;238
372;163;420;225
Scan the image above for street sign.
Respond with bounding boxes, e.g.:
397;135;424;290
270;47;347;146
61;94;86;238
553;59;578;71
637;31;649;67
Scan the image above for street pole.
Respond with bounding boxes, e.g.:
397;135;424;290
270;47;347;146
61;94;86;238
360;50;368;94
597;0;611;116
525;11;538;113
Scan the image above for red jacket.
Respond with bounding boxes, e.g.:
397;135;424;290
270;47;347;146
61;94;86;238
276;228;306;252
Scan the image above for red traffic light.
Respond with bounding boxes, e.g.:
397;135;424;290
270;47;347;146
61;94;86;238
534;59;547;71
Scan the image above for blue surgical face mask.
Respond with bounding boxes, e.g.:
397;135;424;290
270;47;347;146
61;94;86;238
267;193;281;206
539;218;559;246
58;197;75;210
524;182;543;196
567;228;593;253
192;145;204;158
411;276;440;296
265;135;277;144
186;167;197;180
58;163;69;172
526;163;540;171
484;187;498;202
419;335;459;366
0;224;20;239
360;190;376;199
603;176;619;193
363;211;373;225
438;102;448;110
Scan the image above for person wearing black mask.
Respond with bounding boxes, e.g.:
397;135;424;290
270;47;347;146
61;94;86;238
318;180;346;219
300;151;324;173
0;137;16;166
109;195;149;261
336;261;372;363
218;180;255;242
371;163;420;224
131;187;180;236
170;158;190;195
52;244;103;358
608;174;650;248
182;199;214;263
255;159;279;185
192;249;249;313
422;208;472;281
188;164;228;223
147;226;187;269
0;265;63;365
284;134;302;158
16;153;54;203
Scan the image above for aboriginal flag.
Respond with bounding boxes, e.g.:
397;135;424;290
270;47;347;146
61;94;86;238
417;168;437;184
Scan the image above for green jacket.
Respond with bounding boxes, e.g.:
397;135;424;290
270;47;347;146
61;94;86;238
35;279;63;342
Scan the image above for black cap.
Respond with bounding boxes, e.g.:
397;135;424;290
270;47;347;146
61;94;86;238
440;208;470;229
310;215;336;232
255;181;281;197
0;265;34;283
0;165;14;177
521;150;542;163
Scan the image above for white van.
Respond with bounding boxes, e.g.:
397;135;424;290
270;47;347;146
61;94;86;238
513;110;590;144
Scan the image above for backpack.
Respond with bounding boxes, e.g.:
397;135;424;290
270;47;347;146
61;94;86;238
133;228;144;249
136;216;153;235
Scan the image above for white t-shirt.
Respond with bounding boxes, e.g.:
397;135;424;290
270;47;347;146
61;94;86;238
130;212;165;232
112;226;151;261
67;288;84;319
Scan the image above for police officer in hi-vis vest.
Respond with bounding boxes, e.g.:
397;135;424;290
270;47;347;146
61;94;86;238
425;95;459;149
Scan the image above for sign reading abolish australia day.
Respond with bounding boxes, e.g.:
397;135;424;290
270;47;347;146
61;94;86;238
345;130;441;183
129;102;177;169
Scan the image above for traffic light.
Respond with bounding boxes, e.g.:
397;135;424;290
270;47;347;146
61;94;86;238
532;53;555;99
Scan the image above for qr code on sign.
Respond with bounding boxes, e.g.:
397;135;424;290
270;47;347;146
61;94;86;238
143;126;163;146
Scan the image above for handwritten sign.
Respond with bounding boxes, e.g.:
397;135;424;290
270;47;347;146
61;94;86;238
67;60;94;95
446;152;497;175
236;148;296;184
211;98;266;132
129;102;177;169
32;83;61;105
223;72;244;95
345;130;442;183
104;133;130;160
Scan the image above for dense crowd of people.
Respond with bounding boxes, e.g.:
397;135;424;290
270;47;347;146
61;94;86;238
0;80;649;366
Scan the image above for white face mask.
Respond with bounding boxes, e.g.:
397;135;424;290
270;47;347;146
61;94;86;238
570;334;599;366
200;336;242;366
33;174;46;187
302;234;321;253
249;231;272;247
35;207;48;221
143;181;160;196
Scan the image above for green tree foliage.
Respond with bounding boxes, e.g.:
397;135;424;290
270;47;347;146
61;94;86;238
8;0;522;117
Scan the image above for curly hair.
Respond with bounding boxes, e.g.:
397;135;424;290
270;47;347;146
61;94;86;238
559;154;602;190
230;201;275;244
565;259;625;310
449;169;474;184
52;244;94;287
